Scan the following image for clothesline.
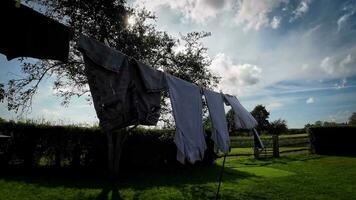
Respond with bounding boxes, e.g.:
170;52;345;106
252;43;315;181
1;2;265;198
78;35;264;164
0;0;264;165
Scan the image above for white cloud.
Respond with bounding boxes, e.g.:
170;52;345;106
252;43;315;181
235;0;288;31
133;0;233;23
301;63;309;71
266;101;284;110
337;3;356;31
306;97;314;104
339;54;353;68
334;78;347;89
271;16;282;29
290;0;311;22
337;14;351;32
320;54;356;77
135;0;291;30
329;110;352;123
328;110;351;123
320;56;333;74
209;53;262;95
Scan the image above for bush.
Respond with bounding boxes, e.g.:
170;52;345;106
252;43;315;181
308;126;356;155
0;120;217;171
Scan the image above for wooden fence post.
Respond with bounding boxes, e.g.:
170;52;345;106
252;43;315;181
254;147;260;159
273;134;280;158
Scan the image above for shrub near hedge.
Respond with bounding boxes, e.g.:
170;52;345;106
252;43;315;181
308;126;356;155
0;121;217;170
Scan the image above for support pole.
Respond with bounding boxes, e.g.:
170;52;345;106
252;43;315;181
113;130;128;178
106;131;115;181
215;154;227;200
106;127;132;181
273;134;280;158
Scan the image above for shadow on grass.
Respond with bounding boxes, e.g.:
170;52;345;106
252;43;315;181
95;184;123;200
0;163;256;191
228;154;324;167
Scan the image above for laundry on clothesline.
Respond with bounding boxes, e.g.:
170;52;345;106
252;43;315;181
77;35;264;162
253;128;265;149
166;74;207;164
0;0;71;62
223;94;258;129
223;94;264;148
203;89;230;154
78;35;163;132
0;0;264;169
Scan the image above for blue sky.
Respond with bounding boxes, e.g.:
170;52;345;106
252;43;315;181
1;0;356;128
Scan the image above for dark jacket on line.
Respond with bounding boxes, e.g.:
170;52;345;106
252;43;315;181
78;35;165;132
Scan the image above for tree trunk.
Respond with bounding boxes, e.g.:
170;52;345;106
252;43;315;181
273;134;280;158
106;131;115;180
55;148;61;168
72;145;80;169
106;130;128;181
254;147;260;159
113;131;128;178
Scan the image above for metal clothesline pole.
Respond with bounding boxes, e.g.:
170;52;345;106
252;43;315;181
215;154;227;200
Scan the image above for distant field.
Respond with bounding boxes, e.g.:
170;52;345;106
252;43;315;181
230;133;309;149
1;152;356;200
229;147;308;156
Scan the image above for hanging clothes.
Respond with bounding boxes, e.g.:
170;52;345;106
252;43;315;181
223;94;264;148
136;61;167;92
253;128;265;149
0;0;71;62
223;94;257;129
203;89;230;154
166;74;206;164
78;35;164;131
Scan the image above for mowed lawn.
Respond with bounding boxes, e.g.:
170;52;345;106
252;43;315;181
1;151;356;200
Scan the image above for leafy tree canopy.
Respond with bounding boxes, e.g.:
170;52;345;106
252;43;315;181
269;119;288;135
349;112;356;125
250;104;270;132
2;0;219;126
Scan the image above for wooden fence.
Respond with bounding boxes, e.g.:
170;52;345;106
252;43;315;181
226;133;310;158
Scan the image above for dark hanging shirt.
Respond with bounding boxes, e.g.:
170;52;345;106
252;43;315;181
78;35;164;132
0;0;71;62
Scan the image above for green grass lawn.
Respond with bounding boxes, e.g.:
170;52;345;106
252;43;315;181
1;151;356;200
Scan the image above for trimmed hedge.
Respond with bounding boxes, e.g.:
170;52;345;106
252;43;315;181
308;126;356;155
0;121;217;171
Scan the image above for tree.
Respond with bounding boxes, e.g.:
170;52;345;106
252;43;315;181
269;119;288;158
323;121;337;126
314;121;323;126
250;105;270;133
349;112;356;125
269;119;288;135
225;109;235;132
0;83;4;103
1;0;219;179
3;0;219;115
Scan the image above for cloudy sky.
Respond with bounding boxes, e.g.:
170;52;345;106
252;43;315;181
1;0;356;128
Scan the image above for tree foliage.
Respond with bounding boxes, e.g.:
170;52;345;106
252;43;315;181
250;104;270;132
349;112;356;125
225;109;235;132
269;119;288;135
2;0;219;124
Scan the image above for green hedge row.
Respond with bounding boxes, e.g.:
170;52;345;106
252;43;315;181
0;121;217;171
308;126;356;155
